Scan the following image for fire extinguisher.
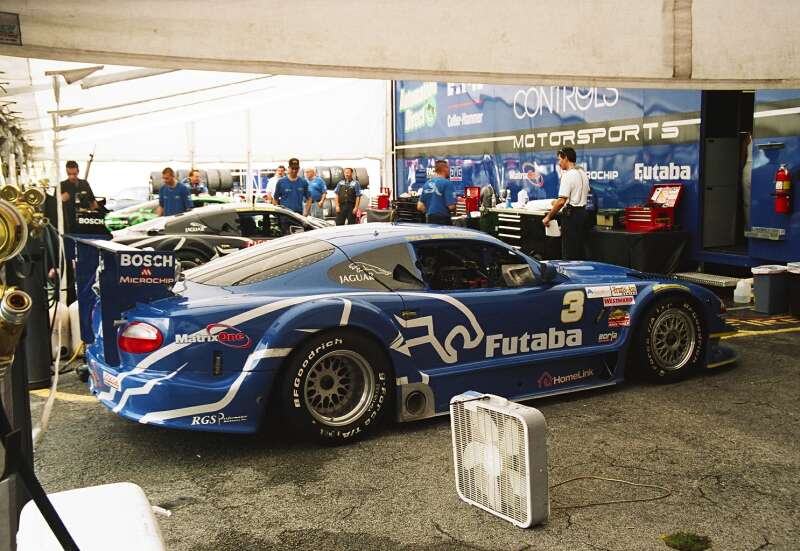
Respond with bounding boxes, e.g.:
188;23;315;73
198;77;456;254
774;164;792;214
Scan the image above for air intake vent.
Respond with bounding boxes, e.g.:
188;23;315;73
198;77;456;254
450;392;548;527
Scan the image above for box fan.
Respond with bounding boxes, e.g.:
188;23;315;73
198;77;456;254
450;392;549;527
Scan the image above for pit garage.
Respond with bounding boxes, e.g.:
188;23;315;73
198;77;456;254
1;2;800;551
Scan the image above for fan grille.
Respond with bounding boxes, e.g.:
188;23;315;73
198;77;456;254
452;401;529;525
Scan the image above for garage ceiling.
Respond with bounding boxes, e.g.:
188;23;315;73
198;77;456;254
0;0;798;89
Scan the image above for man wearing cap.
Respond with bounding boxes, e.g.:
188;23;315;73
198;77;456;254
417;159;456;225
273;158;311;219
542;147;590;260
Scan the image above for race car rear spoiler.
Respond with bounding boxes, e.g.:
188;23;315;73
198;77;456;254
73;238;176;366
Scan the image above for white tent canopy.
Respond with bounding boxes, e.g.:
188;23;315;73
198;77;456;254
2;58;387;196
1;0;799;89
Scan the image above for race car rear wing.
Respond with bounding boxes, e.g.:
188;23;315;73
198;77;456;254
73;238;176;366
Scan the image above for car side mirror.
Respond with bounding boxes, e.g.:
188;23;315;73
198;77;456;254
540;262;558;283
393;264;424;287
289;225;305;234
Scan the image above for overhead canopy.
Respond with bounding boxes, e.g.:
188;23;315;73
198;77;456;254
0;57;387;195
1;0;799;89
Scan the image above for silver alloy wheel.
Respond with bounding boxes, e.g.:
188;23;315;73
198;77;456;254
650;308;697;371
303;350;375;427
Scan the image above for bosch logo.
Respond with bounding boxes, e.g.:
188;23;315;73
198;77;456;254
77;217;106;225
120;253;174;268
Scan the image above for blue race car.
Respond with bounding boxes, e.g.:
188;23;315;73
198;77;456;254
78;224;736;443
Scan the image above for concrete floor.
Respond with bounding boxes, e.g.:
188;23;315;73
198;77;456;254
30;328;800;551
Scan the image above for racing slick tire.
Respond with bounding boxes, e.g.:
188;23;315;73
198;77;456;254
355;167;370;189
329;166;344;189
630;296;706;383
278;329;393;444
174;249;209;270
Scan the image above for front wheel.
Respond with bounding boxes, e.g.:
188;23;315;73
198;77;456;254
630;296;706;383
277;330;393;444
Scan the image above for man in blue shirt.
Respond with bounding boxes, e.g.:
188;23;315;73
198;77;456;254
157;167;192;216
273;158;311;217
305;167;328;218
333;167;362;225
417;159;456;225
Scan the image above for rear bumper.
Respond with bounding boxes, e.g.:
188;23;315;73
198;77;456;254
86;349;274;433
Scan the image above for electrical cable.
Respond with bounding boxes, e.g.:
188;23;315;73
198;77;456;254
32;225;66;448
549;475;672;510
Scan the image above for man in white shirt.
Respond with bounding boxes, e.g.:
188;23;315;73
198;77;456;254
264;165;286;201
542;147;590;260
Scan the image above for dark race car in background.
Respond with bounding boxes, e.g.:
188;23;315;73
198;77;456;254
112;203;331;268
78;224;737;444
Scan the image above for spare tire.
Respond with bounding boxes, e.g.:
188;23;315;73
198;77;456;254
317;166;333;190
206;169;221;191
218;169;233;192
355;167;370;189
329;166;344;189
150;171;163;194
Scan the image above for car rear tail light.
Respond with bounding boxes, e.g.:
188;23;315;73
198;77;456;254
118;321;164;354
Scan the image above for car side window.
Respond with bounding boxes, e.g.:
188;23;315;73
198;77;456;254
238;213;272;238
412;240;535;291
205;211;240;236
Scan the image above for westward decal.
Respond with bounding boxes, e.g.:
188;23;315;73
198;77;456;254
486;328;582;358
603;296;635;307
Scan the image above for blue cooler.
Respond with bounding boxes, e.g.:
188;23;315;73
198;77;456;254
751;265;788;315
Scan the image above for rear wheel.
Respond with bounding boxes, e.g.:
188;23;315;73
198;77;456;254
278;330;392;444
630;296;705;383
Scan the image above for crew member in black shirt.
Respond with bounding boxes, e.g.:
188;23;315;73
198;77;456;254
60;160;98;233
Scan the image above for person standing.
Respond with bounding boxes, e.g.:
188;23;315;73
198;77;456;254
273;158;311;217
542;147;590;260
333;167;362;225
157;167;193;216
305;167;328;218
416;159;455;225
60;160;98;233
265;165;286;201
183;168;208;195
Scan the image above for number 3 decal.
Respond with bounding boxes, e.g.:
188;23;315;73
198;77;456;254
561;290;585;323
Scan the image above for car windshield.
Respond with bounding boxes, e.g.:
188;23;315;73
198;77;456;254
112;200;158;215
124;216;168;233
184;235;335;286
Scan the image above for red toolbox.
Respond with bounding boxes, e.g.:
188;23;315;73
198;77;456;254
624;183;683;232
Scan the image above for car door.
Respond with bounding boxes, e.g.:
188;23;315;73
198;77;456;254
397;239;602;410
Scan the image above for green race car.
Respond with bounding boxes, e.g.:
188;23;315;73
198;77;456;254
105;195;231;231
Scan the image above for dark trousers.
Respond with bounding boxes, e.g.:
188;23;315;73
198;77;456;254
336;205;357;225
426;214;452;226
560;206;587;260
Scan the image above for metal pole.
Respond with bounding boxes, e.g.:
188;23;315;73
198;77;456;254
245;109;253;203
187;121;196;169
52;76;66;309
8;153;17;187
384;80;396;196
